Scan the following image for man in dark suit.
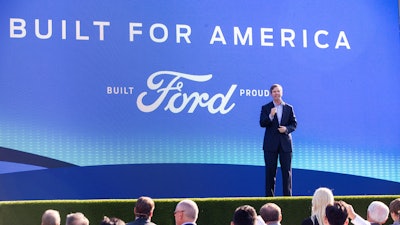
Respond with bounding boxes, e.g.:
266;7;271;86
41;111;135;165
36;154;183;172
174;199;199;225
126;196;157;225
260;84;297;197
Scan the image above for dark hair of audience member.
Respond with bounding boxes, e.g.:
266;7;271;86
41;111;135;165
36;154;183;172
232;205;257;225
325;201;348;225
135;196;155;218
390;199;400;216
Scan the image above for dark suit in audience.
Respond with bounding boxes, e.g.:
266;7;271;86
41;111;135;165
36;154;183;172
126;196;156;225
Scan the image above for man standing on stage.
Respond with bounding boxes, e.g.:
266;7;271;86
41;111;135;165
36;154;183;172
260;84;297;197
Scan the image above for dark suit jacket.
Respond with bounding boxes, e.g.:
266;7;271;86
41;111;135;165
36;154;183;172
301;216;319;225
259;101;297;152
126;218;156;225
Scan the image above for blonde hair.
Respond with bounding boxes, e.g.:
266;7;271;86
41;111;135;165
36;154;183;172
311;187;334;225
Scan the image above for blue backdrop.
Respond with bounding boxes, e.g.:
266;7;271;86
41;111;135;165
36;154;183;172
0;0;399;200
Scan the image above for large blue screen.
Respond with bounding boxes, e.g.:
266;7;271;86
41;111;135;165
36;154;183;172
0;0;399;200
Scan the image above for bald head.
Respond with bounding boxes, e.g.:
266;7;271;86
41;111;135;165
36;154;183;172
41;209;61;225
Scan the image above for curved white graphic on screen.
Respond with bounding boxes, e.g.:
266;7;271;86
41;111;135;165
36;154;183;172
137;71;237;114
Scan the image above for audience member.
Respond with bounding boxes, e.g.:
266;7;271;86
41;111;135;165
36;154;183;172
174;199;199;225
231;205;257;225
66;212;90;225
324;201;348;225
342;201;389;225
41;209;61;225
36;196;397;225
256;216;266;225
302;187;335;225
101;216;125;225
126;196;156;225
389;198;400;225
258;203;282;225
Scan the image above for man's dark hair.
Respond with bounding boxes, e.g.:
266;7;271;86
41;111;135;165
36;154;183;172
326;201;348;225
135;196;155;218
269;84;282;93
232;205;257;225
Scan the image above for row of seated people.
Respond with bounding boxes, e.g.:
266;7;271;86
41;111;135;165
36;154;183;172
40;197;197;225
40;188;400;225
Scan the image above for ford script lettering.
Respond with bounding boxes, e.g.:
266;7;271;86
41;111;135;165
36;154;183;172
137;71;237;114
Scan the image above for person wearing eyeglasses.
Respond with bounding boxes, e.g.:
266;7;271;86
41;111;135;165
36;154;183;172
174;199;199;225
126;196;157;225
342;201;389;225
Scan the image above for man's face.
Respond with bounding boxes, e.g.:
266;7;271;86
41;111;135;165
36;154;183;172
271;86;282;102
174;207;184;225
